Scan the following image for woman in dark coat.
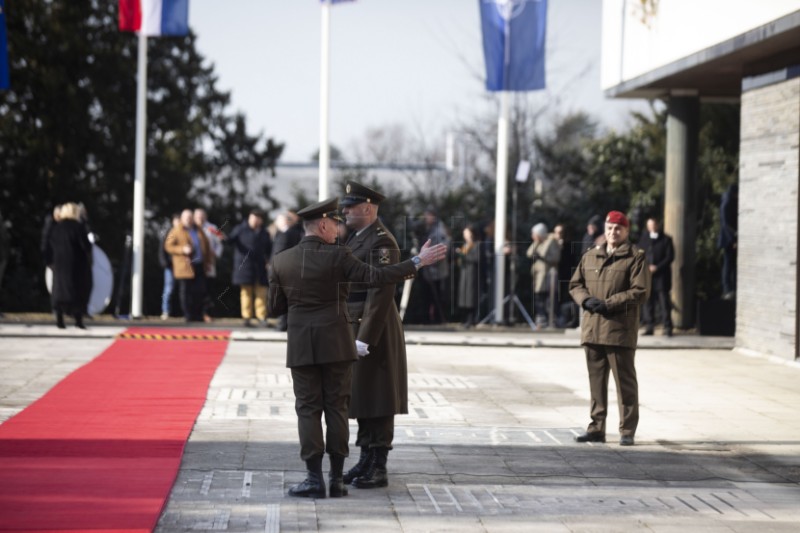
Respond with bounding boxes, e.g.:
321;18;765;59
456;224;484;328
47;202;92;329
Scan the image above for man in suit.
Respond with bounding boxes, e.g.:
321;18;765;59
339;182;405;489
638;217;675;336
268;197;446;499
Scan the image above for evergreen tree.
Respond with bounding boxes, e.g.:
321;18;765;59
0;1;282;313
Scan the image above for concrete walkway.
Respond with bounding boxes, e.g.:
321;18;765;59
0;323;798;532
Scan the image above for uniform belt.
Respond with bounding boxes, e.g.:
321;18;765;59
347;292;368;303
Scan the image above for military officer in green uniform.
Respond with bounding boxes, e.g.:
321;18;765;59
268;197;447;499
569;210;650;447
339;182;407;489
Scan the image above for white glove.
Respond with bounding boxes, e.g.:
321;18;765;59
355;340;369;357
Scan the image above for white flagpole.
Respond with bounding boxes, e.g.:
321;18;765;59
130;31;148;318
318;0;331;200
493;91;510;324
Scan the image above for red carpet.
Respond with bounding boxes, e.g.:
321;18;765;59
0;328;230;533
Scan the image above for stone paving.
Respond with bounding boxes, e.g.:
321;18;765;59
1;324;798;532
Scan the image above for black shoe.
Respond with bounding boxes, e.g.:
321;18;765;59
575;432;606;443
288;456;326;498
642;328;654;336
343;447;372;485
243;318;253;328
619;435;635;446
328;454;348;498
664;329;673;337
288;475;326;498
352;447;389;489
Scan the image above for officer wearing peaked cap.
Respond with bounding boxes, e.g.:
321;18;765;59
339;181;406;490
268;196;448;499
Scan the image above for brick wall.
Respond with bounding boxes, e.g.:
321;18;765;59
737;77;800;359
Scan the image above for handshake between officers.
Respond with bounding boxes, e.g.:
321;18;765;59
267;195;447;499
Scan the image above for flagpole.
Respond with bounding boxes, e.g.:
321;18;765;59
493;91;510;324
318;0;331;200
130;31;148;318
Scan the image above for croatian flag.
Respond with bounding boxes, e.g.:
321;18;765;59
0;0;9;89
119;0;189;36
479;0;547;91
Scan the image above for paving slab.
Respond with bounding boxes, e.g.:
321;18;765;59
0;323;798;532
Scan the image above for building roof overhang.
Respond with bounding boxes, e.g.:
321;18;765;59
605;9;800;100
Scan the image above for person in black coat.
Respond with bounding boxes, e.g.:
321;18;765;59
638;217;674;336
270;210;303;331
456;224;485;328
47;202;92;329
228;209;272;326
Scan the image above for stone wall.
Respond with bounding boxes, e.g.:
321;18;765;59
737;76;800;359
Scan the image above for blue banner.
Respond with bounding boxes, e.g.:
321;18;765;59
479;0;547;92
0;0;9;90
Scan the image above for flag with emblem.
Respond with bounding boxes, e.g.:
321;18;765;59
479;0;547;92
0;0;9;90
119;0;189;36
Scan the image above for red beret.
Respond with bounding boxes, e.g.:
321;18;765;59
605;211;629;228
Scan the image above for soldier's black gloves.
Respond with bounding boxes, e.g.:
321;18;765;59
583;297;608;314
582;297;601;311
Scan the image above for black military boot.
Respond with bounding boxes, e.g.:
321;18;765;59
343;446;372;484
328;454;348;498
288;455;326;498
352;447;388;489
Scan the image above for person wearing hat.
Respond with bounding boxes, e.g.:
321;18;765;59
569;210;651;446
268;197;447;499
227;208;272;327
338;181;405;489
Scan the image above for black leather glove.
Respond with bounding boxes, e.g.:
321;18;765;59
594;300;608;314
582;297;601;311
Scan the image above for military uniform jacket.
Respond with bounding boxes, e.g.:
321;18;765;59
346;220;408;418
569;242;651;349
268;235;417;369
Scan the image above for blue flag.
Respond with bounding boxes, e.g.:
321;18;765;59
479;0;547;92
0;0;9;90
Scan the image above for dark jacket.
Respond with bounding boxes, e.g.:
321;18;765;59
271;222;303;257
268;235;417;369
345;220;408;418
228;221;272;286
569;241;651;349
48;219;92;310
638;231;674;291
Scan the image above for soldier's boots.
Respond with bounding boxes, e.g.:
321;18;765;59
288;455;326;498
343;446;372;484
328;454;348;498
352;447;389;489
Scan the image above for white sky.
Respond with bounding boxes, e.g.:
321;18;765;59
190;0;649;162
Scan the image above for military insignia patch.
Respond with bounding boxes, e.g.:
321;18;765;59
378;248;391;264
376;227;386;236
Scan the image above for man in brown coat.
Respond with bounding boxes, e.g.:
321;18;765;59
164;209;213;322
268;197;446;499
569;211;650;446
339;181;407;489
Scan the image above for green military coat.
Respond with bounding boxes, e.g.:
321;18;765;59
569;241;651;349
268;235;417;368
346;220;408;418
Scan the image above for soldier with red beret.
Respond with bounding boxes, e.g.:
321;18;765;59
569;210;651;446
